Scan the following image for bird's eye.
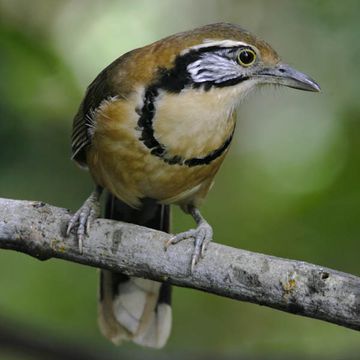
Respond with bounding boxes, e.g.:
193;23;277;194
237;49;256;67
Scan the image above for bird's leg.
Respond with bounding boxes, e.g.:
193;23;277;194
66;185;103;253
165;205;213;273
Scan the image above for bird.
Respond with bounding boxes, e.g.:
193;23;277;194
67;23;320;348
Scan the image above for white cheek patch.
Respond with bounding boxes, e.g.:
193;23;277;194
182;39;257;85
187;52;241;84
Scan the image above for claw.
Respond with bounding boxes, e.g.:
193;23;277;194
200;232;211;258
191;256;197;274
66;187;102;253
164;206;213;273
164;229;197;250
66;214;78;237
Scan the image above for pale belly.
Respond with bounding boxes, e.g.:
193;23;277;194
88;135;226;208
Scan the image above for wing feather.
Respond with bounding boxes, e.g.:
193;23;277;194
70;50;137;167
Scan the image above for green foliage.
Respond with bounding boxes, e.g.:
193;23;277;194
0;0;359;358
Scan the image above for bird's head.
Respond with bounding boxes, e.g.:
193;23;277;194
151;23;320;96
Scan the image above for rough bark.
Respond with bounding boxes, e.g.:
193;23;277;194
0;197;359;331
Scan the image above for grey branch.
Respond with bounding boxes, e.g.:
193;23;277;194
0;197;359;331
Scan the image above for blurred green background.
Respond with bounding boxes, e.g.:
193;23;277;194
0;0;359;359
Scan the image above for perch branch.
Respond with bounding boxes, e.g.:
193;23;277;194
0;197;359;331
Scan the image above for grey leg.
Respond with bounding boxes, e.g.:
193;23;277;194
165;206;213;273
66;186;103;253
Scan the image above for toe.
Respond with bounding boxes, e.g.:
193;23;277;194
66;212;79;236
192;228;205;269
191;255;197;274
78;233;84;254
66;189;101;253
163;222;213;273
164;229;197;250
200;231;212;258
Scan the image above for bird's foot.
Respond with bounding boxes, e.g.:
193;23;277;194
66;187;102;253
165;216;213;273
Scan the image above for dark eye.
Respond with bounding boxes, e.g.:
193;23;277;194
237;48;256;67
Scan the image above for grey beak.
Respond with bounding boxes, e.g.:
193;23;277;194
257;63;321;92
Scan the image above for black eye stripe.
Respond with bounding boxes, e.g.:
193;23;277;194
157;44;256;93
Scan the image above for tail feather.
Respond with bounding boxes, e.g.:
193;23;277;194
98;194;172;348
133;284;172;347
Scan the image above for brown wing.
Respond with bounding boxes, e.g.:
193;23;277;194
71;66;119;167
71;49;140;167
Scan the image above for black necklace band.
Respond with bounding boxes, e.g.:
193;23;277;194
137;85;235;167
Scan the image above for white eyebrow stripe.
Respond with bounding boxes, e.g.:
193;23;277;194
181;39;249;55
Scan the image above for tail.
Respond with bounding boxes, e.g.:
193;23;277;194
98;194;172;348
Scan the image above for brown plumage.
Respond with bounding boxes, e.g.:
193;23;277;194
68;23;320;348
87;90;236;208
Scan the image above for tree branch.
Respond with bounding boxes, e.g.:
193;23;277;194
0;197;359;331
